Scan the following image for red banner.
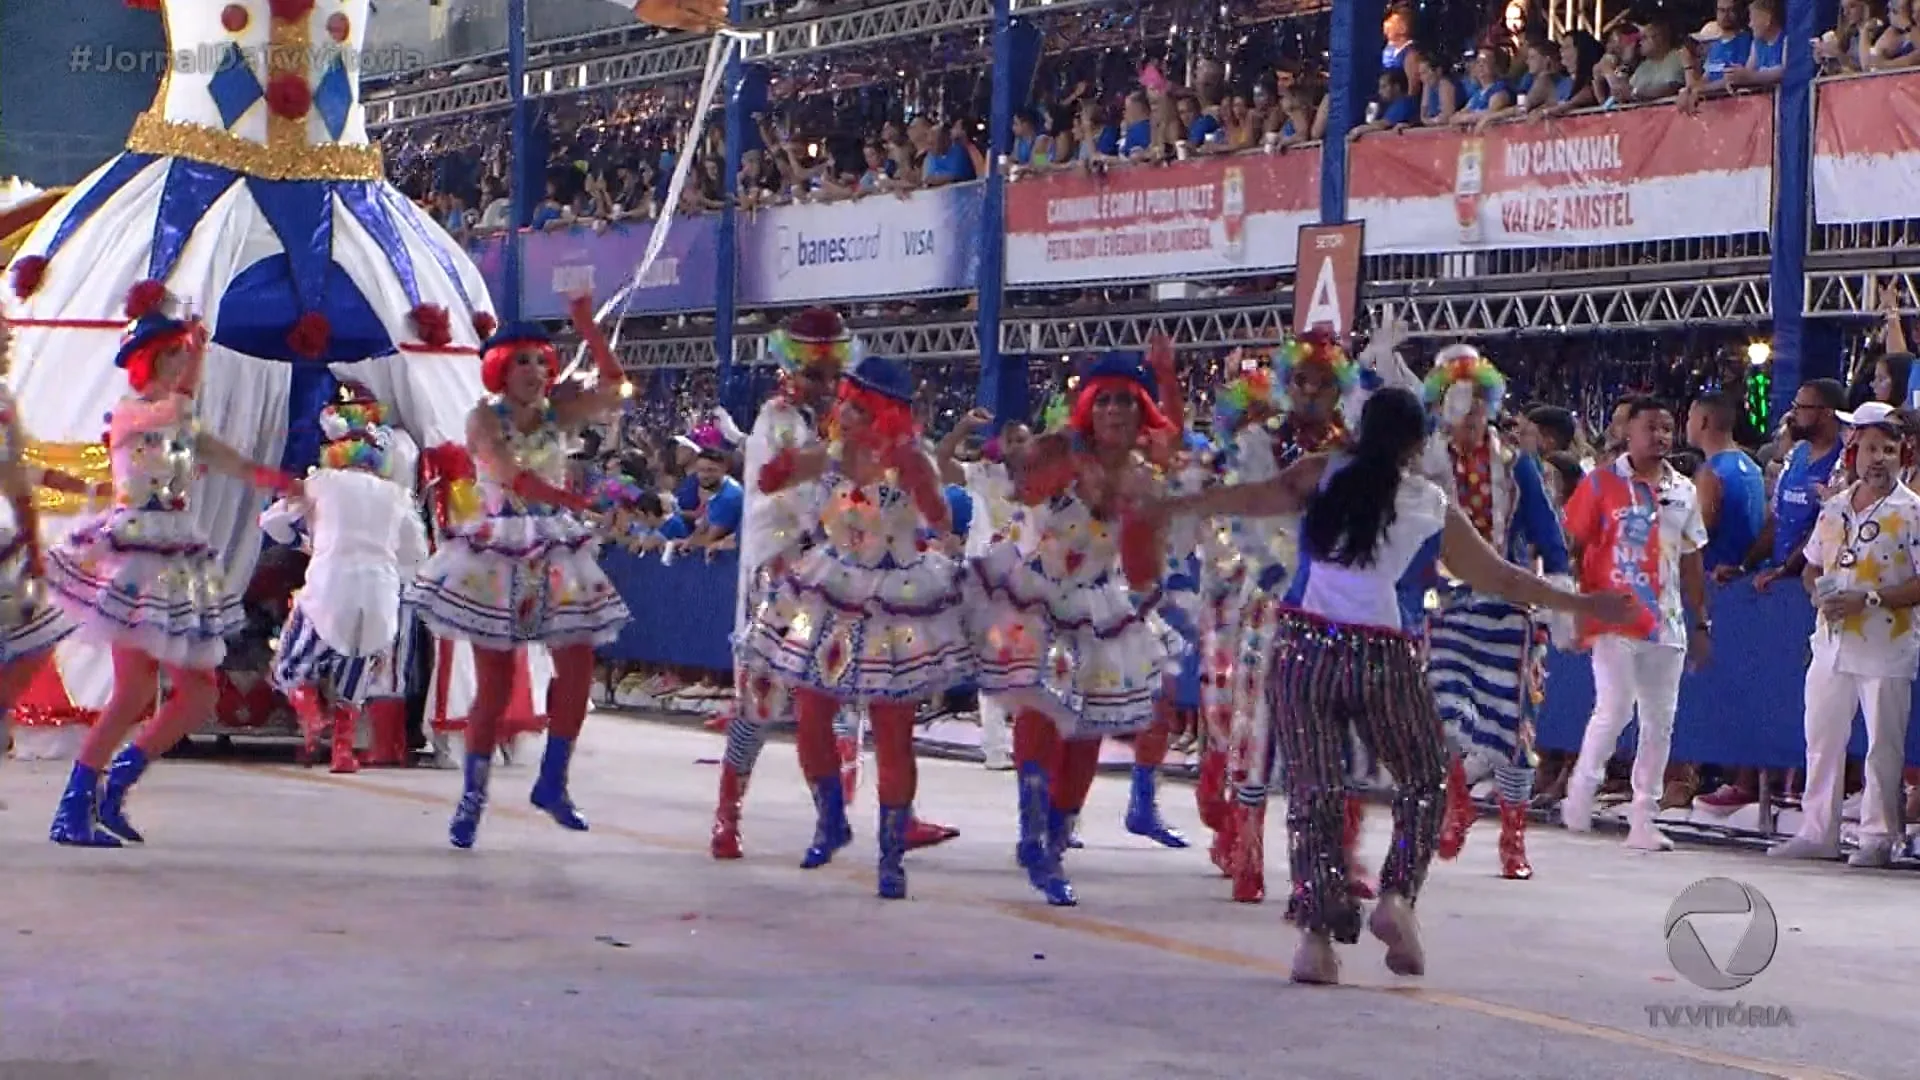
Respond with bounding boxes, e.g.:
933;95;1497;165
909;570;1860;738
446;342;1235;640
1814;71;1920;225
1003;150;1321;286
1347;96;1773;254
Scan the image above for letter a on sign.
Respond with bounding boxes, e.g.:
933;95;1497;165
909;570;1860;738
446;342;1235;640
1293;223;1365;349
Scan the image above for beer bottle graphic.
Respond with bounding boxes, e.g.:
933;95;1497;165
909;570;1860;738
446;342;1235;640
1222;166;1247;259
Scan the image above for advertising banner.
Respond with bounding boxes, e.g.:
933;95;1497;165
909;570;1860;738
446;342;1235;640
1814;71;1920;225
1004;151;1321;286
736;182;983;305
1294;222;1365;347
1346;95;1773;253
515;217;722;319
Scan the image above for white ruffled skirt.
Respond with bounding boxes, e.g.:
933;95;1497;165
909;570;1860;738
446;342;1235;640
408;511;629;650
968;542;1179;737
45;507;243;669
736;546;974;702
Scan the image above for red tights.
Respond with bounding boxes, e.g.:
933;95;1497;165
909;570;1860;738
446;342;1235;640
794;689;918;806
76;646;218;769
465;644;595;756
1012;701;1175;811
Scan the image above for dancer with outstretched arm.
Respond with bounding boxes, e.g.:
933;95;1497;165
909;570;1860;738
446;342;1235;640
1147;388;1634;984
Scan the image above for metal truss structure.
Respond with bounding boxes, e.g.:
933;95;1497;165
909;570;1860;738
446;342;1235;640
366;0;1105;130
1804;268;1920;318
1369;277;1772;339
607;277;1775;371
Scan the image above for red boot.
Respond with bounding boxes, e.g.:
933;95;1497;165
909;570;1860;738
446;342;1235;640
1195;749;1229;832
905;817;960;850
328;703;361;774
837;734;861;803
363;699;408;767
1437;755;1475;861
289;685;327;766
1343;794;1376;900
1497;798;1533;880
1209;799;1240;877
711;764;747;860
1229;802;1265;903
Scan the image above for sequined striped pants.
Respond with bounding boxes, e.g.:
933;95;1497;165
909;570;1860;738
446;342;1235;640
1268;609;1447;943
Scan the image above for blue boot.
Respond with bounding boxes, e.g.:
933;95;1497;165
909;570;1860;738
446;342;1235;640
449;753;491;850
529;736;589;831
97;745;151;844
48;763;121;848
876;804;910;900
800;775;852;869
1124;764;1189;848
1015;763;1074;906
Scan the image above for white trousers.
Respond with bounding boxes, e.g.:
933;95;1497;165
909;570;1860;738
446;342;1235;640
1799;661;1911;847
1572;636;1688;821
978;694;1013;763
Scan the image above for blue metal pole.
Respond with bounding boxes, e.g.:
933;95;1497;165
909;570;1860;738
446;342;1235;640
717;0;746;401
503;0;528;322
976;0;1014;410
1321;0;1383;225
1769;0;1843;417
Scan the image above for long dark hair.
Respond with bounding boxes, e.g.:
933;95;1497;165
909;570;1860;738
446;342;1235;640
1302;387;1429;568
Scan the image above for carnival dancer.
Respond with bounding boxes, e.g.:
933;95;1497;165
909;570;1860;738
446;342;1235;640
409;295;631;849
1200;336;1374;904
710;308;959;859
0;317;94;804
1771;403;1920;867
1560;396;1711;851
259;395;430;774
736;356;973;898
1418;346;1571;880
44;305;303;847
972;350;1180;906
1149;387;1633;984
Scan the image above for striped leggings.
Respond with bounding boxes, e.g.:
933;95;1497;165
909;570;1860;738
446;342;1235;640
1268;610;1447;943
722;664;860;775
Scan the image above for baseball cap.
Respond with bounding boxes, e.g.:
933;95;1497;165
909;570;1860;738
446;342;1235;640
1837;401;1905;431
1691;20;1723;41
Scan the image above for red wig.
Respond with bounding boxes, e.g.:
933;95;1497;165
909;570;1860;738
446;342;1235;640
833;379;917;446
1068;374;1171;440
122;327;194;393
480;340;560;395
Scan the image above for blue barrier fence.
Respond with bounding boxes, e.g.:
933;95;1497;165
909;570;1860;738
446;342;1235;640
599;551;1920;767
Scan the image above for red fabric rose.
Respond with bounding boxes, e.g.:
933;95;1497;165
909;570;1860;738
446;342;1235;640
473;312;498;339
10;255;47;301
287;311;331;359
410;303;452;348
266;74;311;121
124;278;167;318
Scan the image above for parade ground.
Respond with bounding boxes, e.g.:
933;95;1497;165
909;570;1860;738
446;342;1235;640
0;715;1902;1080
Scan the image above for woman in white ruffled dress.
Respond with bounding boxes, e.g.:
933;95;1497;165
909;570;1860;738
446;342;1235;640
970;351;1181;907
737;356;974;899
408;296;631;850
45;306;302;847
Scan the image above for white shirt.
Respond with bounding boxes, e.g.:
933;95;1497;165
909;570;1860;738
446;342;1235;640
260;469;430;656
1592;455;1708;648
1295;470;1449;632
1804;481;1920;679
737;396;818;629
961;459;1022;559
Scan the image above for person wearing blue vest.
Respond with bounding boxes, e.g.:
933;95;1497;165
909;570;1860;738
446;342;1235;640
1735;379;1845;587
1687;392;1766;575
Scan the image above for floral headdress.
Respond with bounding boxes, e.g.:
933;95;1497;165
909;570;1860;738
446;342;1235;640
1275;332;1361;400
1213;347;1282;432
591;474;645;513
770;307;859;377
317;396;391;474
1422;343;1506;421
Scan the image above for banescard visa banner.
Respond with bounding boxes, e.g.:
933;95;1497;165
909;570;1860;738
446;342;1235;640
1814;70;1920;225
1347;95;1773;253
1003;150;1321;286
736;181;983;305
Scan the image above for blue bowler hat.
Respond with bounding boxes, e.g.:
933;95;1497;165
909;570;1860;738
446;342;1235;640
1086;350;1158;400
115;313;191;368
845;355;915;404
480;320;552;354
